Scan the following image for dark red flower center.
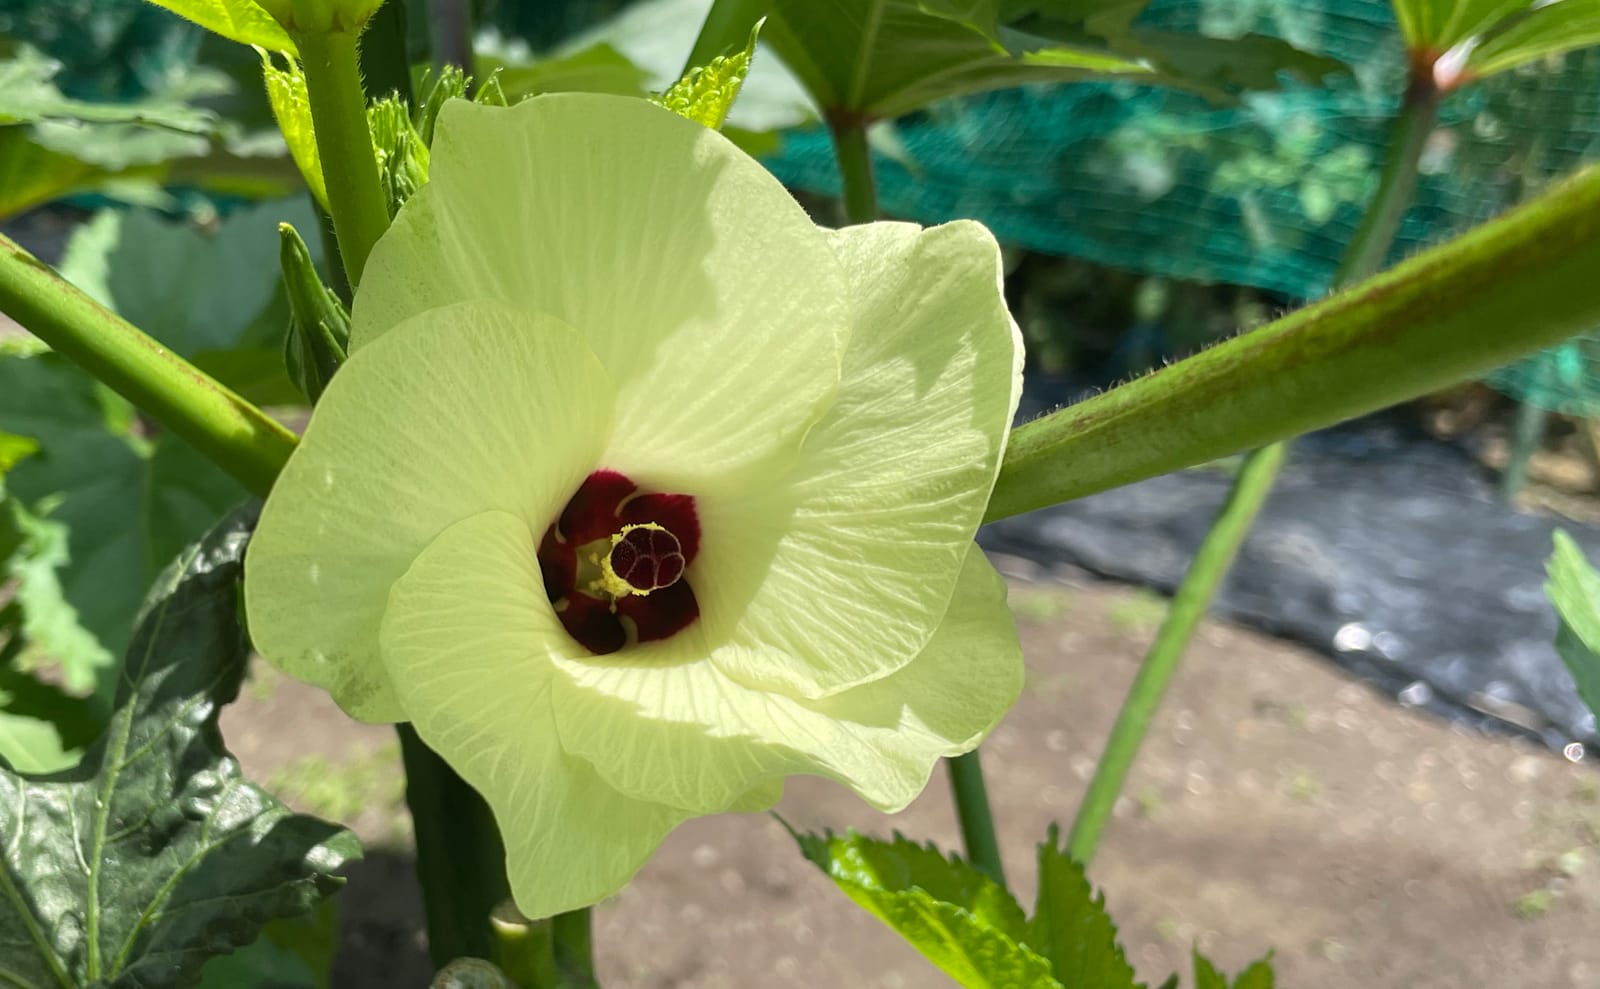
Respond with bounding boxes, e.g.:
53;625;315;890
537;469;701;655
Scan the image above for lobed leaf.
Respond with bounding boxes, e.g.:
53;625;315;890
1026;825;1139;987
794;829;1061;988
0;508;359;988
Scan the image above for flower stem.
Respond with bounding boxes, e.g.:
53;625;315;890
829;115;878;225
946;750;1006;885
398;724;511;965
552;908;599;989
297;28;390;287
0;233;297;496
1065;442;1286;862
1063;75;1439;866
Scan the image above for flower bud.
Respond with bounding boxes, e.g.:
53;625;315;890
278;222;349;404
257;0;385;36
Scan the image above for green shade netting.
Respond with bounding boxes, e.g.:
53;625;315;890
760;0;1600;415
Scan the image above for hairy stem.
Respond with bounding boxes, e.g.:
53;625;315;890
985;153;1600;522
946;750;1006;884
297;29;390;287
0;234;297;496
1064;77;1440;864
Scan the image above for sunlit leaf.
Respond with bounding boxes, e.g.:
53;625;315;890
1545;529;1600;721
794;829;1062;988
143;0;297;54
261;49;328;210
0;509;359;988
1465;2;1600;80
1025;826;1138;987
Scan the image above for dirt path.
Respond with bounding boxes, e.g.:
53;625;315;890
221;554;1600;988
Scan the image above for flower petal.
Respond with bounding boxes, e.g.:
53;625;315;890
550;548;1023;814
245;301;613;721
378;509;692;918
697;221;1025;697
351;93;848;493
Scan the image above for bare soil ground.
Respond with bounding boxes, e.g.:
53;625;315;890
222;554;1600;989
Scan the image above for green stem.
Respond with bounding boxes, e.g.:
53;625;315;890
0;234;296;496
985;155;1600;522
491;902;557;989
830;116;878;225
1502;399;1546;502
551;908;598;989
398;724;511;965
1065;443;1286;863
946;750;1005;885
1334;78;1441;286
1064;76;1439;865
297;29;390;287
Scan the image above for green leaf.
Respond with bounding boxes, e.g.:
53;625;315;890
1545;530;1600;722
198;901;340;989
261;50;328;211
794;829;1062;988
655;20;763;129
0;353;245;687
1000;1;1345;94
3;495;113;694
1465;3;1600;81
764;0;1153;119
0;508;359;988
0;432;37;474
488;43;656;103
0;661;100;775
59;200;319;361
1026;825;1139;988
1389;0;1529;58
142;0;297;54
0;47;221;134
1193;949;1275;989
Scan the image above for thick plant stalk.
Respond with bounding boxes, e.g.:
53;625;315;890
985;149;1600;522
0;234;297;496
297;29;391;286
831;116;879;225
1064;78;1440;864
399;725;511;965
552;909;599;989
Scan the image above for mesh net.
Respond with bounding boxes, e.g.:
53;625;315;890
761;0;1600;415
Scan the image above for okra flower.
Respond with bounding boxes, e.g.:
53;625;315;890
245;93;1025;918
